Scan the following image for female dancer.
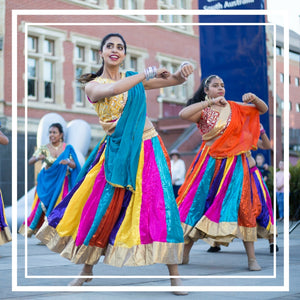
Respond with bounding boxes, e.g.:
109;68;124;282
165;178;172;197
177;75;269;271
0;129;12;245
19;123;81;237
36;33;193;294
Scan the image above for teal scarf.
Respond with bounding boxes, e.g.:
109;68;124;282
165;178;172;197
105;71;146;191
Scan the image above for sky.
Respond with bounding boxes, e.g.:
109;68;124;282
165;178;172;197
266;0;300;34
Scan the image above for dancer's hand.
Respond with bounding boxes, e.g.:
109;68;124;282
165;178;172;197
156;68;170;79
37;154;46;161
242;92;258;104
180;63;194;80
212;96;227;106
60;158;71;165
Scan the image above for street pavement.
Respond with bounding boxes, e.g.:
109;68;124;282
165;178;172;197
1;220;299;300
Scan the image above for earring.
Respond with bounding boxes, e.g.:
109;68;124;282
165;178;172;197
205;95;210;102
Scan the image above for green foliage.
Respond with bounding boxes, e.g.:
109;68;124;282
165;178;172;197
289;161;300;220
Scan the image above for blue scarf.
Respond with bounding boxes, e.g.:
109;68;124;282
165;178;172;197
36;144;81;216
104;71;146;191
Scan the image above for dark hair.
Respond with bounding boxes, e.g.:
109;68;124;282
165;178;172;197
186;75;222;106
78;33;127;84
49;123;64;141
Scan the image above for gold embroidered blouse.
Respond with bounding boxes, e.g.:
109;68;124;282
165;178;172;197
90;74;128;134
33;143;70;168
198;102;232;141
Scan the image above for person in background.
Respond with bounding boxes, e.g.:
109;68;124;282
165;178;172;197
170;150;186;198
19;123;80;237
276;161;290;221
0;128;12;246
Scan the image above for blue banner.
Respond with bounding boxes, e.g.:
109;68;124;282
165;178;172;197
198;0;270;164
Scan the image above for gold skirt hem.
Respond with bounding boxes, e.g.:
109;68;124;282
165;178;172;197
0;227;12;245
182;216;274;245
18;224;37;237
36;221;184;266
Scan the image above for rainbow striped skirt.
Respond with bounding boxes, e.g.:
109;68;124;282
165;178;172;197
36;130;184;267
177;145;274;246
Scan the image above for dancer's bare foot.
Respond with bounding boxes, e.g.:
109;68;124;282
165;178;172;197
170;278;188;296
248;258;261;271
68;271;93;286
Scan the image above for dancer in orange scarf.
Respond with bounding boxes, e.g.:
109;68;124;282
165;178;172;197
177;75;269;271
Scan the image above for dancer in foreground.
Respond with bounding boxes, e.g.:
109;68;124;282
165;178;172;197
36;33;193;295
176;75;269;271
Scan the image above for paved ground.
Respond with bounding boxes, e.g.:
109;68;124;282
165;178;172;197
1;219;299;299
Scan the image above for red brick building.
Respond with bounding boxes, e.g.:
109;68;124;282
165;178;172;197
1;0;200;203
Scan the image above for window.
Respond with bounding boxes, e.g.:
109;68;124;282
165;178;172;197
276;46;282;56
295;77;300;87
44;61;54;101
158;0;193;33
280;73;284;83
72;35;102;107
289;51;300;62
290;101;292;111
114;0;144;17
67;0;108;8
156;54;195;105
296;103;300;112
76;46;85;62
74;45;100;106
44;39;54;55
27;29;65;105
28;58;37;99
28;36;38;53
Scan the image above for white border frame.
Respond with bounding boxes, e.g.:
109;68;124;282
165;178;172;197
11;9;289;293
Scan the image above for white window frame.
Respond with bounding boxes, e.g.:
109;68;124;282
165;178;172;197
156;53;195;105
123;45;148;73
113;0;145;21
280;73;284;83
26;26;66;108
62;0;108;9
27;57;38;100
296;103;300;113
71;34;102;110
157;0;194;34
295;77;299;87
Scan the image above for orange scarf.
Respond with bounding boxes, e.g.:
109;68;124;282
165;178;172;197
206;101;260;158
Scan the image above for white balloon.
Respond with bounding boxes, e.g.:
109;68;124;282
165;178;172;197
66;119;91;157
36;113;67;148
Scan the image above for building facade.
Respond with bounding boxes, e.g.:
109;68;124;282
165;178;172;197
0;0;200;204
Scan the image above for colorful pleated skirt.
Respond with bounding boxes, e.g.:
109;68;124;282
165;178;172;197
19;176;69;237
0;190;12;245
177;144;274;246
36;131;184;267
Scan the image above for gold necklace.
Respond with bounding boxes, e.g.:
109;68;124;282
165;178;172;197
51;142;62;151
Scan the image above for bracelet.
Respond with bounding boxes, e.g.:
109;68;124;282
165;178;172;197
260;129;266;136
180;61;190;80
144;66;157;81
66;158;71;165
180;61;190;70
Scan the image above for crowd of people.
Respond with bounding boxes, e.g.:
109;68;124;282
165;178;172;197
0;32;287;295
